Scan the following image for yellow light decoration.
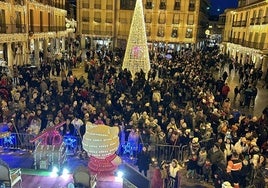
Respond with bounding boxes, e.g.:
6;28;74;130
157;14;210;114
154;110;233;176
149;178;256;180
122;0;151;79
82;122;121;172
82;122;120;159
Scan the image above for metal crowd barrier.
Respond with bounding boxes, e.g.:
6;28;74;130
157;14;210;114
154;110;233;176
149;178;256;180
0;133;36;151
0;133;192;164
0;133;82;155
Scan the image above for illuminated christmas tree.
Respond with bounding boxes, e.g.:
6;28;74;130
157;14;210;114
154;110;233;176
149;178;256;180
122;0;151;79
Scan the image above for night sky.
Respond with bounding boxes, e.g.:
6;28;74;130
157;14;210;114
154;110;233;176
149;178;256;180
210;0;238;16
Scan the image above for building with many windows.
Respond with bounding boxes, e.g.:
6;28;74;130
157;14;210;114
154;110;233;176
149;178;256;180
222;0;268;73
0;0;73;67
77;0;210;52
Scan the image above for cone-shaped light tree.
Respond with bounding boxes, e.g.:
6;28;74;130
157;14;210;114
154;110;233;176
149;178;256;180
122;0;151;79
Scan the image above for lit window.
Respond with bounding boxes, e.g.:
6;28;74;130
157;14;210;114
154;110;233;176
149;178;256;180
171;27;178;38
146;0;152;9
186;28;193;38
189;0;195;11
159;0;166;10
157;26;165;37
174;0;180;10
120;0;135;10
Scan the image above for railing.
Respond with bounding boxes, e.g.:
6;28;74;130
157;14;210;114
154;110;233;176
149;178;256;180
241;20;246;26
0;24;26;34
0;133;82;155
82;3;89;8
0;133;216;165
0;133;36;151
106;4;113;10
250;18;255;25
255;17;260;25
29;26;66;33
263;16;268;24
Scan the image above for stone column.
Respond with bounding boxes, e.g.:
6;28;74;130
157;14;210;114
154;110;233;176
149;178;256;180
7;43;14;67
81;35;85;49
34;39;40;66
22;42;28;65
43;38;48;62
262;56;268;79
61;37;65;51
55;38;60;53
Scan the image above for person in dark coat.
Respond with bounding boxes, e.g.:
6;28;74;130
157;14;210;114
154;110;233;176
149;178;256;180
136;146;151;177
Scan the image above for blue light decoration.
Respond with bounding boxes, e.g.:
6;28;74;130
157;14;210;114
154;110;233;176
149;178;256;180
122;141;143;157
4;134;16;147
122;142;134;156
63;136;78;155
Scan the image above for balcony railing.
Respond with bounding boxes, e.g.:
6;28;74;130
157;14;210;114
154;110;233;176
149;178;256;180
33;0;65;9
263;16;268;24
81;29;113;35
255;17;261;25
92;30;113;36
234;21;241;27
29;25;66;33
82;3;89;8
106;18;113;23
106;4;113;10
82;29;90;34
94;4;101;9
14;0;24;5
145;18;152;23
82;17;90;22
250;18;255;25
0;24;26;34
241;20;246;26
94;18;101;23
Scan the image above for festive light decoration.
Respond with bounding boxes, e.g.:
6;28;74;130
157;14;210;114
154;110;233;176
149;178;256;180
63;136;78;155
30;122;67;170
4;134;16;146
122;0;151;78
30;121;66;145
82;122;121;172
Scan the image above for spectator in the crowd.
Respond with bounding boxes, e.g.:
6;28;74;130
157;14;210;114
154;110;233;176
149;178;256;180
136;146;151;177
168;159;182;188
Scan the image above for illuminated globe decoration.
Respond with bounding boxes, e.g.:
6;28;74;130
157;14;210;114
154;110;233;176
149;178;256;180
122;0;151;79
82;122;121;172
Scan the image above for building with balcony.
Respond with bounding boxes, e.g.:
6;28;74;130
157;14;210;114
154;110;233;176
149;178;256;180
0;0;72;67
77;0;210;52
222;0;268;73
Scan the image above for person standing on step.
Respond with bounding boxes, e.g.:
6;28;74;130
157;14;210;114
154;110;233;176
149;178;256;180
136;146;151;177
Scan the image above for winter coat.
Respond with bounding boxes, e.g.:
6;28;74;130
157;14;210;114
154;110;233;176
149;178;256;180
136;151;151;171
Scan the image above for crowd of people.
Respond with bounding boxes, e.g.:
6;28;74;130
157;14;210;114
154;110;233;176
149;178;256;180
0;44;268;188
